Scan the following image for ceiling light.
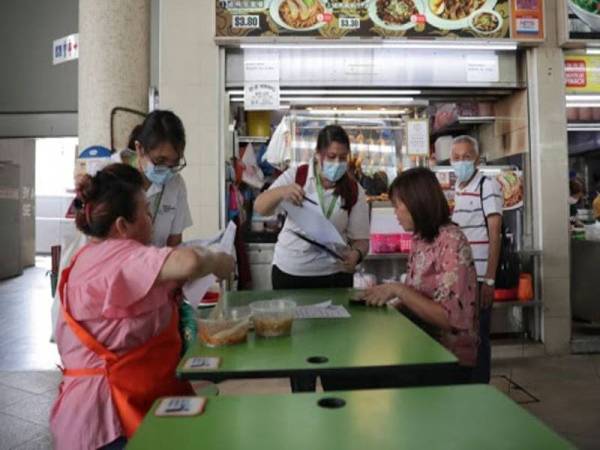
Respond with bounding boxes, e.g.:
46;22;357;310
566;95;600;102
305;109;408;115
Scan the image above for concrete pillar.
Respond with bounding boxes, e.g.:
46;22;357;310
526;0;571;354
159;0;221;239
78;0;150;151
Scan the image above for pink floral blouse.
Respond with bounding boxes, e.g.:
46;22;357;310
405;224;479;366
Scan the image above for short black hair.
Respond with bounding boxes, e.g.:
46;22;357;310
137;110;186;156
389;167;450;242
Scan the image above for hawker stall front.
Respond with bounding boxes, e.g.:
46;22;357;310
559;0;600;352
210;0;554;352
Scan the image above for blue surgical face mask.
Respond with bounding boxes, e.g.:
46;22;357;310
144;161;174;185
322;160;348;183
451;160;476;183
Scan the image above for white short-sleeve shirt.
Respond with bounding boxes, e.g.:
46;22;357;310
270;159;370;277
146;173;193;247
452;170;503;279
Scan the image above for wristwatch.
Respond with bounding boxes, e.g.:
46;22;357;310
483;278;495;287
353;247;365;264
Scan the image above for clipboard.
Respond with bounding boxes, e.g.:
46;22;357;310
291;230;344;261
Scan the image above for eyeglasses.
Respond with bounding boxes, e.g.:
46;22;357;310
149;156;187;173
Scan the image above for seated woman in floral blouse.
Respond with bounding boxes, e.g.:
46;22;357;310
362;167;479;382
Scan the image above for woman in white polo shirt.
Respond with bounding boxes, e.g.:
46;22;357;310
255;125;370;290
134;110;192;247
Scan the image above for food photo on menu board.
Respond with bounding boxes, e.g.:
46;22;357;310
215;0;512;39
566;0;600;38
436;168;524;213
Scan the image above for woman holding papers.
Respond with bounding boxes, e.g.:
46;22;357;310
255;125;370;289
361;168;479;382
50;164;234;450
133;110;192;247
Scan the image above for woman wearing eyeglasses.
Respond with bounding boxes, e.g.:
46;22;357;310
134;110;192;247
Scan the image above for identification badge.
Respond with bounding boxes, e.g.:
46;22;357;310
184;357;221;371
155;397;206;417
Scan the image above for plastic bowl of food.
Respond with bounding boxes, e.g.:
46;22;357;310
250;300;297;338
197;307;252;347
469;9;502;35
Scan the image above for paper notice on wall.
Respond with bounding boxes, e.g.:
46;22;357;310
466;54;499;82
182;221;237;308
244;57;280;111
406;119;430;156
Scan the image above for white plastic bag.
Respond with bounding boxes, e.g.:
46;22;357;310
241;143;265;189
50;232;89;342
262;116;291;170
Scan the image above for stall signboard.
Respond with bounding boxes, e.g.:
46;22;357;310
565;54;600;93
216;1;544;42
560;0;600;43
53;33;79;65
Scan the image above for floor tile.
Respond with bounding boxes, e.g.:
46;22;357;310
0;412;45;450
0;384;35;410
218;378;292;396
12;432;54;450
563;432;600;450
589;355;600;379
0;371;60;395
0;394;54;427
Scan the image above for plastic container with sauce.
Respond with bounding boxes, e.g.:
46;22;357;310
250;300;297;338
197;307;252;347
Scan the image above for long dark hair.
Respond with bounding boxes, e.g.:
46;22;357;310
74;164;144;238
389;167;450;242
316;125;357;212
137;110;186;156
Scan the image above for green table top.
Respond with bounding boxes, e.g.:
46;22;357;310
178;288;457;381
127;385;574;450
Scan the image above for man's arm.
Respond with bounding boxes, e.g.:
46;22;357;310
482;214;502;307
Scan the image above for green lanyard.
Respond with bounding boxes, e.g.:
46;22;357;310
151;186;166;225
314;164;338;219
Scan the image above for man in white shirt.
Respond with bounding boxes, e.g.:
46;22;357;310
451;135;503;384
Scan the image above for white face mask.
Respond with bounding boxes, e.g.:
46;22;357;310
568;196;579;205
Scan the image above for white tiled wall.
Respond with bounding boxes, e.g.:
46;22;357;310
160;0;221;239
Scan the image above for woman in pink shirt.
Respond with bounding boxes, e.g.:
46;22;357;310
363;168;479;382
50;164;234;450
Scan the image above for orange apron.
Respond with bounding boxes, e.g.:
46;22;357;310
58;246;193;438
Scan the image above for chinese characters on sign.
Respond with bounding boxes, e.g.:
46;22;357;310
53;33;79;65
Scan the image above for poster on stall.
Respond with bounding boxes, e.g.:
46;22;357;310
560;0;600;42
564;54;600;94
215;0;533;41
510;0;544;40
